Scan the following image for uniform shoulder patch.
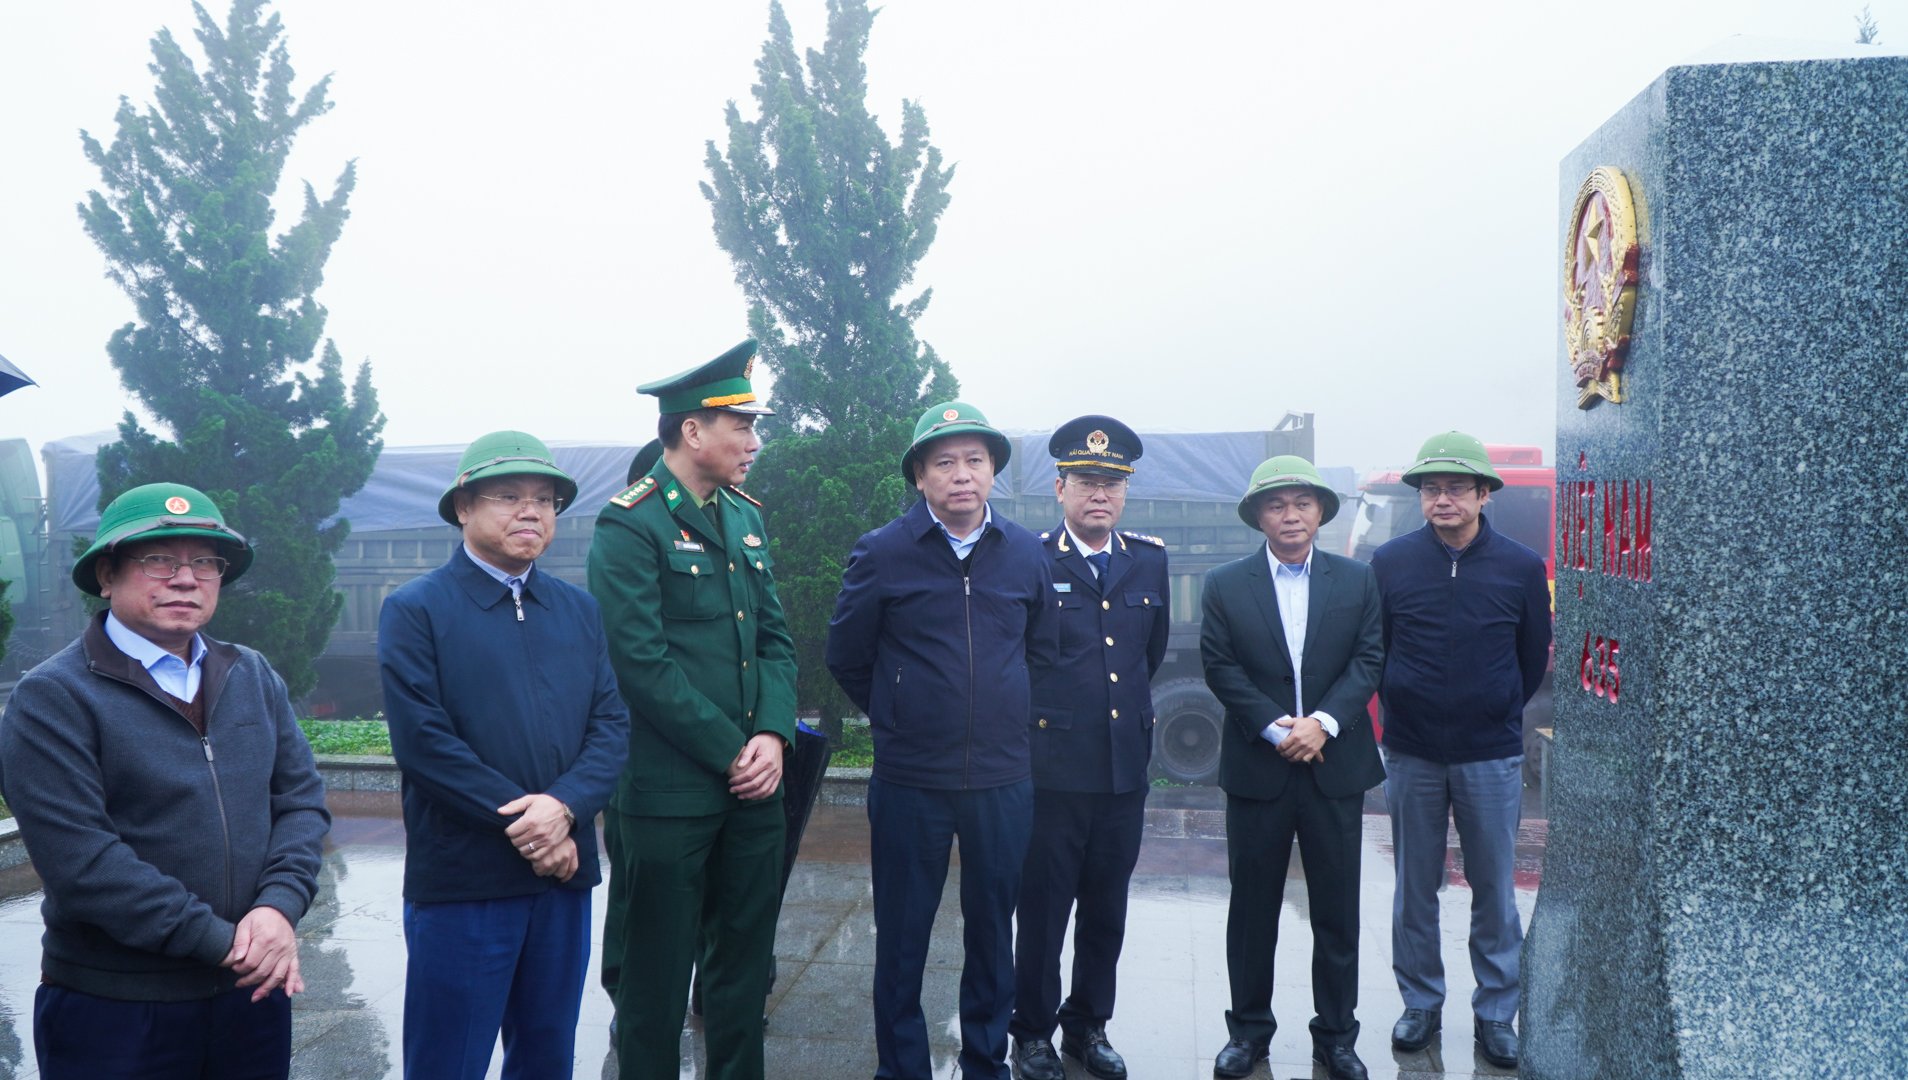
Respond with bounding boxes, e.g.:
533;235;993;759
726;484;763;508
1120;530;1166;548
609;476;657;508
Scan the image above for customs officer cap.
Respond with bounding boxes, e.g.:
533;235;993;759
437;430;580;525
1236;455;1342;527
1049;415;1142;478
902;401;1012;481
1400;430;1503;491
73;482;253;596
638;338;775;417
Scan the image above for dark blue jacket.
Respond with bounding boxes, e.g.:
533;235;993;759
1029;526;1170;794
826;500;1059;790
379;549;630;901
1370;515;1551;764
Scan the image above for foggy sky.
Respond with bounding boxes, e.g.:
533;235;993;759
2;0;1902;482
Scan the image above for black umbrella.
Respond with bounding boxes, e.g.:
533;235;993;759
0;354;35;398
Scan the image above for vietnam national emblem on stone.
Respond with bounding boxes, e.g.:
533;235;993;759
1564;166;1639;408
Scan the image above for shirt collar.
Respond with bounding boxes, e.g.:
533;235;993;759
926;501;992;545
1266;544;1313;578
104;611;206;672
462;543;533;587
1065;525;1112;556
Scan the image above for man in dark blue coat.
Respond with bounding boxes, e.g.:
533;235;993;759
1202;457;1384;1080
1372;431;1550;1071
1009;416;1168;1080
826;401;1059;1080
379;431;630;1080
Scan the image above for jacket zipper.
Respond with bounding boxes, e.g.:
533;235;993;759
962;554;975;790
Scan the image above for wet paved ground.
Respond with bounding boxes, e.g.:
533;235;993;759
0;785;1544;1079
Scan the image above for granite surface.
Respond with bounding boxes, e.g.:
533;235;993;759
1525;55;1908;1079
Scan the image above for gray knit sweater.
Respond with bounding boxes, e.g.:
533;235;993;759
0;614;330;1001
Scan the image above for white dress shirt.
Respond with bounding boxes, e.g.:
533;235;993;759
1261;545;1340;746
104;612;207;702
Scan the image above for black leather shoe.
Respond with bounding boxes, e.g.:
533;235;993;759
1475;1018;1519;1068
1212;1037;1268;1079
1313;1043;1370;1080
1391;1006;1440;1051
1013;1036;1065;1080
1062;1025;1128;1080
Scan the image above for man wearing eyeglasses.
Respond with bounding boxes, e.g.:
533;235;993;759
378;430;630;1079
0;483;330;1078
589;340;796;1080
1371;432;1550;1071
1009;416;1168;1080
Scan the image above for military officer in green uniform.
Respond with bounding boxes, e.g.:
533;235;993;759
588;339;797;1080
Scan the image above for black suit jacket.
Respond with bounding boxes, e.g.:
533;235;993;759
1201;546;1385;801
1029;526;1171;794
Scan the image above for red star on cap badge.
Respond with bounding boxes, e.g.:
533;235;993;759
165;496;191;514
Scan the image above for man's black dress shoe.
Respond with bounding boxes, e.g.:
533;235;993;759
1061;1025;1128;1080
1475;1018;1519;1068
1212;1037;1268;1078
1013;1036;1065;1080
1391;1006;1440;1051
1313;1043;1370;1080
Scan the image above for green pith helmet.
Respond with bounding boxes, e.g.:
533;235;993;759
1400;430;1504;491
437;430;580;525
901;401;1012;481
637;338;774;416
72;483;254;596
1236;455;1341;527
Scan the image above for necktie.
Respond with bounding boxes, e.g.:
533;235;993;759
1086;551;1110;581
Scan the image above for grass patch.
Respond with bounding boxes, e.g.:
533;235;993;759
829;721;875;769
299;718;392;756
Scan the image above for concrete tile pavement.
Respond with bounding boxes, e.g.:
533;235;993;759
0;786;1543;1079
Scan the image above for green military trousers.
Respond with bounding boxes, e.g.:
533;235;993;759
608;798;785;1080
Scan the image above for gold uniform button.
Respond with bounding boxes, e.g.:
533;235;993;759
1111;709;1120;719
755;560;764;569
747;710;754;719
1105;636;1115;646
1109;672;1119;683
742;661;749;669
1037;718;1048;729
729;562;736;572
1143;597;1150;605
1101;600;1111;610
690;565;700;575
737;611;746;620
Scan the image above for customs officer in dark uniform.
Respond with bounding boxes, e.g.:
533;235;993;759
588;340;797;1080
1010;417;1169;1080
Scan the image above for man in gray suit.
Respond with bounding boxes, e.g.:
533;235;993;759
1200;456;1384;1080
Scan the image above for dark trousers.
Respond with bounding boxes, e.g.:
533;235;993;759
33;983;291;1080
1223;778;1364;1049
610;799;784;1080
402;888;592;1080
1010;787;1147;1042
868;777;1033;1080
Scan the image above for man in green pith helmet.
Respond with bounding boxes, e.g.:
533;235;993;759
1202;457;1384;1080
0;483;329;1078
589;339;796;1080
1373;431;1549;1071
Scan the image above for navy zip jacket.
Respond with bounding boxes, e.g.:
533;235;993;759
1370;515;1551;764
379;549;630;901
0;615;329;1002
826;500;1059;789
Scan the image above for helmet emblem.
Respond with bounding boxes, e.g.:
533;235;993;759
1086;430;1109;454
942;408;959;421
165;496;191;514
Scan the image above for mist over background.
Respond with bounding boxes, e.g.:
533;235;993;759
3;0;1901;478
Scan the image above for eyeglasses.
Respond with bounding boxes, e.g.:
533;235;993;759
476;492;565;513
1419;482;1481;501
1067;476;1128;495
133;554;229;580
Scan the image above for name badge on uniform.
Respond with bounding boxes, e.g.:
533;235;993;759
1052;582;1073;593
674;540;705;552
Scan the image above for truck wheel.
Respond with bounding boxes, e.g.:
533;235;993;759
1151;678;1223;786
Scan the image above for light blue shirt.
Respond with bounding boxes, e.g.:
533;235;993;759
104;612;207;702
1260;545;1339;746
926;503;992;560
463;544;531;598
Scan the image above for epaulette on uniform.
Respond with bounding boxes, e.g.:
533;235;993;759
726;485;763;508
1120;530;1166;548
609;476;657;509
